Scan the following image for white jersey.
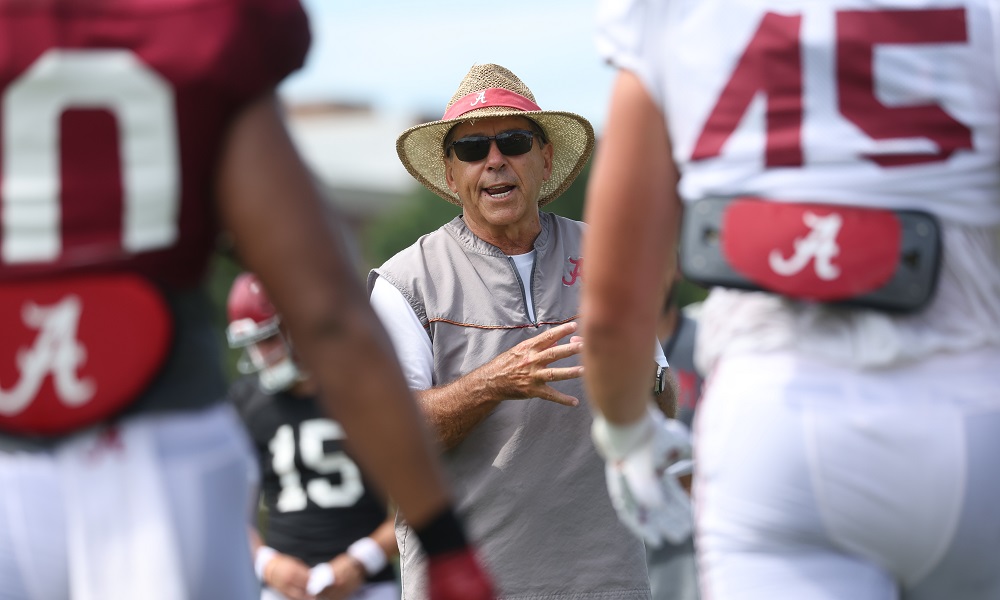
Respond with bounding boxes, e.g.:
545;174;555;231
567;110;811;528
598;0;1000;370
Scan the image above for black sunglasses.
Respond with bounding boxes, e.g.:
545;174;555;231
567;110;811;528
446;129;544;162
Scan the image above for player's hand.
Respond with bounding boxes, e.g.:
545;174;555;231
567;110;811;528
314;553;365;600
428;547;495;600
483;321;584;407
591;405;694;547
264;553;315;600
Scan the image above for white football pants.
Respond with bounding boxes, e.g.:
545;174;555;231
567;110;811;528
0;404;259;600
694;348;1000;600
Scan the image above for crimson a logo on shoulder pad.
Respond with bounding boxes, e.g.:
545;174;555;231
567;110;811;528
562;256;583;286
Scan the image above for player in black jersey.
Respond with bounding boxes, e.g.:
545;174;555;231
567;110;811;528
227;272;399;600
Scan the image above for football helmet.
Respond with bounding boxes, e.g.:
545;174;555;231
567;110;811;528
226;272;303;393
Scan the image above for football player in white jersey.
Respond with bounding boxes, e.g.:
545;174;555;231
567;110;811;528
582;1;1000;599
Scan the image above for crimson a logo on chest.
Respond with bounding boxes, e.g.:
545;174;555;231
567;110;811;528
562;256;583;286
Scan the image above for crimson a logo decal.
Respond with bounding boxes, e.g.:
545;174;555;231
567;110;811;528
562;256;583;286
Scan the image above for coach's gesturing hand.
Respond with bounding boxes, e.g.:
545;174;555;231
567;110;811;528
416;321;585;450
481;321;584;407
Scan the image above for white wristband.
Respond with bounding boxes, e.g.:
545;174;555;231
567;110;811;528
254;546;278;581
347;537;388;577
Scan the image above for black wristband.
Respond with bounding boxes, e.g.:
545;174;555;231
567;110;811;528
414;506;468;557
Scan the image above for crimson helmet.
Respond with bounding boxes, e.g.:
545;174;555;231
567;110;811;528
226;273;302;392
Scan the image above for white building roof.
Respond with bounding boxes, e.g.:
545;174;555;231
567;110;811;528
285;103;422;216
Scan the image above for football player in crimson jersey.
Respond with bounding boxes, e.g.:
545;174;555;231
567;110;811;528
226;272;399;600
0;1;493;599
583;0;1000;599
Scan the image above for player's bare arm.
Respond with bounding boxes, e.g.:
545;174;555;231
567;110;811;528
582;70;682;426
581;70;695;548
419;321;584;450
215;91;452;530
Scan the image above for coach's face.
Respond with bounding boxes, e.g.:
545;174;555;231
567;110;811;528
444;115;553;251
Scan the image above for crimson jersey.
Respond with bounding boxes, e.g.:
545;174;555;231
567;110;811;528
0;0;309;438
228;376;394;580
0;0;309;286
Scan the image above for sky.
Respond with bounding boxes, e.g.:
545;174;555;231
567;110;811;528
280;0;618;132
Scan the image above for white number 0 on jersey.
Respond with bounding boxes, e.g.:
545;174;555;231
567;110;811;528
269;419;365;512
2;49;179;264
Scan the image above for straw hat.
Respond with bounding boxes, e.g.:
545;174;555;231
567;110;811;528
396;64;595;207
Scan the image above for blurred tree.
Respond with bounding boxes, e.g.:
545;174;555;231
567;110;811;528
363;186;461;268
206;248;244;381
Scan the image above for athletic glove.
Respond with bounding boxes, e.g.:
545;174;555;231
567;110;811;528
591;405;694;547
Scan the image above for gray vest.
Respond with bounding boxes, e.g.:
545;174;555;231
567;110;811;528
370;213;650;600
